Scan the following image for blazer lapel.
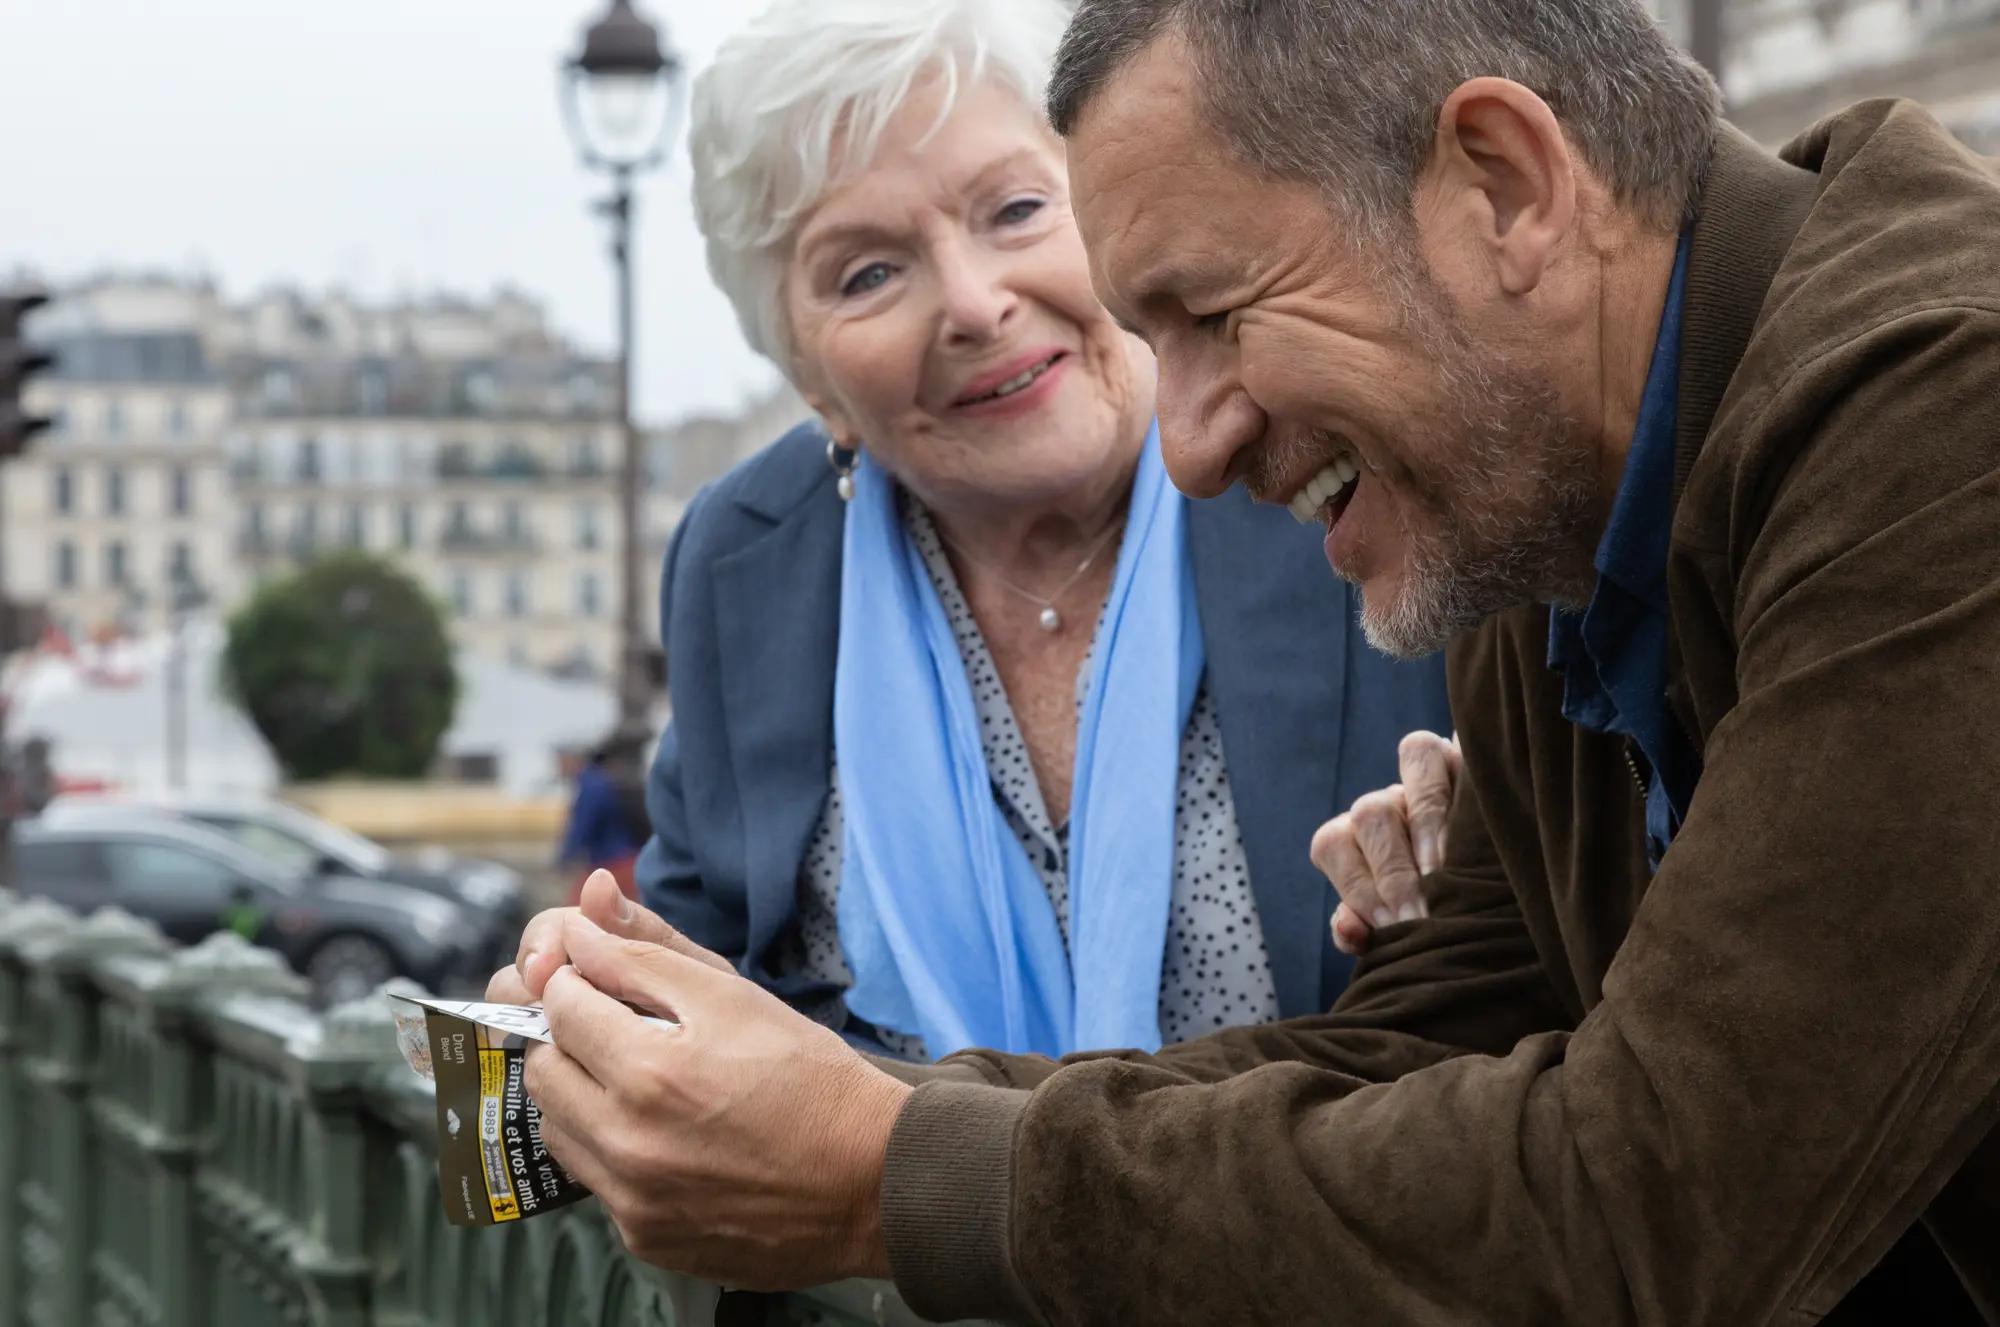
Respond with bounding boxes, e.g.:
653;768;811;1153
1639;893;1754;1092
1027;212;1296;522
711;479;845;979
1188;489;1353;1017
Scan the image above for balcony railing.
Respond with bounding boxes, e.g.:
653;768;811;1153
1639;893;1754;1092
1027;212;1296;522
439;525;539;556
0;895;939;1327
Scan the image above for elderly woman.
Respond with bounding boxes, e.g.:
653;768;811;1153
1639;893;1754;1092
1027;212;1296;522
632;0;1450;1060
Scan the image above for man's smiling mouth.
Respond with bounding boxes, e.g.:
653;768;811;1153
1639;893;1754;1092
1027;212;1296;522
1284;451;1360;529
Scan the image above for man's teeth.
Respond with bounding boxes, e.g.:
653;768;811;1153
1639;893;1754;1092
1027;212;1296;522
1287;455;1361;524
969;357;1057;403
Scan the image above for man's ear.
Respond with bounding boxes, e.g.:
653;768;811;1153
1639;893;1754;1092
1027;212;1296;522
1421;78;1576;298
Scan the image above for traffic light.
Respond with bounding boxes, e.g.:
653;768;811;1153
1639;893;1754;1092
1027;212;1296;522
2;290;55;463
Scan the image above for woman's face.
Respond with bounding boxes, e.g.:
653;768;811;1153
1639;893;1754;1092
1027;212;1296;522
785;78;1156;515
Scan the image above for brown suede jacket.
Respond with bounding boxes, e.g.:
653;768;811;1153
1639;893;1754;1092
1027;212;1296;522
872;103;2000;1326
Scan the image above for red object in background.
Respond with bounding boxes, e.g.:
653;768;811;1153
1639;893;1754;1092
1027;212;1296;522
565;854;639;908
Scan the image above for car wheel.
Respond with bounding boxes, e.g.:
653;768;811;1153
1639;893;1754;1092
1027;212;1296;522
306;934;400;1007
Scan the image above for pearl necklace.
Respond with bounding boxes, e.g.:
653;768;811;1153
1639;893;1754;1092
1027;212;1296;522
935;518;1125;633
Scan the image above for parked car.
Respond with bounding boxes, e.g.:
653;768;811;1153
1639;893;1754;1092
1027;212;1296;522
11;813;495;1006
42;794;528;966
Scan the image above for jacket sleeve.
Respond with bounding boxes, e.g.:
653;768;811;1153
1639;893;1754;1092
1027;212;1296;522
634;491;749;958
881;309;2000;1327
929;734;1573;1095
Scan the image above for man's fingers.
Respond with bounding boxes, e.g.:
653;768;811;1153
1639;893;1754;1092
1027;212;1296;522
1310;811;1392;932
578;870;735;975
515;907;577;999
541;960;673;1085
560;911;728;1025
1350;785;1427;923
1398;731;1462;876
486;964;533;1005
521;1044;616;1182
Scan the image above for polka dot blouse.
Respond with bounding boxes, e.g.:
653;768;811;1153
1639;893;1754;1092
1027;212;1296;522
777;499;1279;1061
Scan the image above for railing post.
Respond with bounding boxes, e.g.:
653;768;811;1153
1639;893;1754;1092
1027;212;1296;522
19;909;170;1327
286;982;419;1327
145;932;311;1327
0;897;83;1327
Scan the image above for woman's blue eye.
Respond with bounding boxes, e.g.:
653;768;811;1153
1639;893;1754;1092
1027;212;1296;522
841;263;894;297
995;198;1044;226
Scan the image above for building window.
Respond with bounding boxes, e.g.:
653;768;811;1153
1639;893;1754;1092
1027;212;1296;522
344;503;366;548
53;541;76;590
104;400;124;439
359;368;388;415
398;503;418;550
170;466;191;517
168;541;194;585
504;571;528;619
577;571;602;618
262;369;295;412
297;436;323;484
166;400;189;440
105;541;128;587
574;500;601;550
451;572;474;617
572;433;603;476
464;371;497;413
502;500;524;541
105;467;125;516
52;466;73;516
296;505;319;545
246;502;266;538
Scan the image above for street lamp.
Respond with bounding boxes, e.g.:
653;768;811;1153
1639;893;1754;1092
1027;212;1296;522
165;569;207;792
561;0;685;744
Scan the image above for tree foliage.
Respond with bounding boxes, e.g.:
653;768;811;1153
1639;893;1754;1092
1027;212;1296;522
222;554;460;781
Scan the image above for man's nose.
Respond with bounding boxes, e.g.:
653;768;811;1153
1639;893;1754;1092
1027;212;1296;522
1156;361;1263;500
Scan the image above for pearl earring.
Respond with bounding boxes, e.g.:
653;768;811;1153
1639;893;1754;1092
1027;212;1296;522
826;439;858;502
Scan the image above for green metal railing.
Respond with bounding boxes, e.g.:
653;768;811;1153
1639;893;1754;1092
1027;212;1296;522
0;893;942;1327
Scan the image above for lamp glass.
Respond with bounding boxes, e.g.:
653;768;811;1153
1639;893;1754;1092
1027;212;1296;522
574;70;672;169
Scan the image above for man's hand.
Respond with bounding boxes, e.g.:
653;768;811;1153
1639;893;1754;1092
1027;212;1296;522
522;913;913;1289
486;868;732;1006
1311;731;1462;955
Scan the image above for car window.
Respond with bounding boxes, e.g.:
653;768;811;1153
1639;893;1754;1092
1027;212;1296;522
193;816;319;876
15;838;105;885
102;841;245;909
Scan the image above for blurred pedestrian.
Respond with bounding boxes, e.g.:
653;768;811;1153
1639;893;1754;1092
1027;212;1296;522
14;738;53;819
555;735;647;906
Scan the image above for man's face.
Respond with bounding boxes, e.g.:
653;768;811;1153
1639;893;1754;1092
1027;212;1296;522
1067;37;1599;656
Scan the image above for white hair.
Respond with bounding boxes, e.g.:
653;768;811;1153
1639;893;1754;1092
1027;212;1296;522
689;0;1073;368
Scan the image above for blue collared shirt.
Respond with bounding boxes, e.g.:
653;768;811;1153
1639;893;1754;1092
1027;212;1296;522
1547;234;1700;871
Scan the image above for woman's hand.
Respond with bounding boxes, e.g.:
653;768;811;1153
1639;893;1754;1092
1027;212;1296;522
486;869;733;1006
1310;731;1462;955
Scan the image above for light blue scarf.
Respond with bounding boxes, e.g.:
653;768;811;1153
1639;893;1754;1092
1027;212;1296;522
832;425;1202;1059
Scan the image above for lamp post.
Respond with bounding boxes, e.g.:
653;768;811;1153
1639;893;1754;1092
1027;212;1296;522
165;569;207;792
561;0;685;743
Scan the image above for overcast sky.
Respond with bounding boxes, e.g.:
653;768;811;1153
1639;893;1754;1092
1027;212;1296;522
0;0;780;427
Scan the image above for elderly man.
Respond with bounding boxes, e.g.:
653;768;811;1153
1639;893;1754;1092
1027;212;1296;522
501;0;2000;1322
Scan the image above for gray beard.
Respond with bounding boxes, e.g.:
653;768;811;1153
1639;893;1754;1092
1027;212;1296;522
1356;287;1600;659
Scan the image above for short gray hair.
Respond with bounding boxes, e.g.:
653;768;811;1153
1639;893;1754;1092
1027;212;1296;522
1048;0;1719;243
689;0;1073;368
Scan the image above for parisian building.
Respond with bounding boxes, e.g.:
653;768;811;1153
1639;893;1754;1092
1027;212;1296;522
1653;0;2000;148
4;275;802;677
